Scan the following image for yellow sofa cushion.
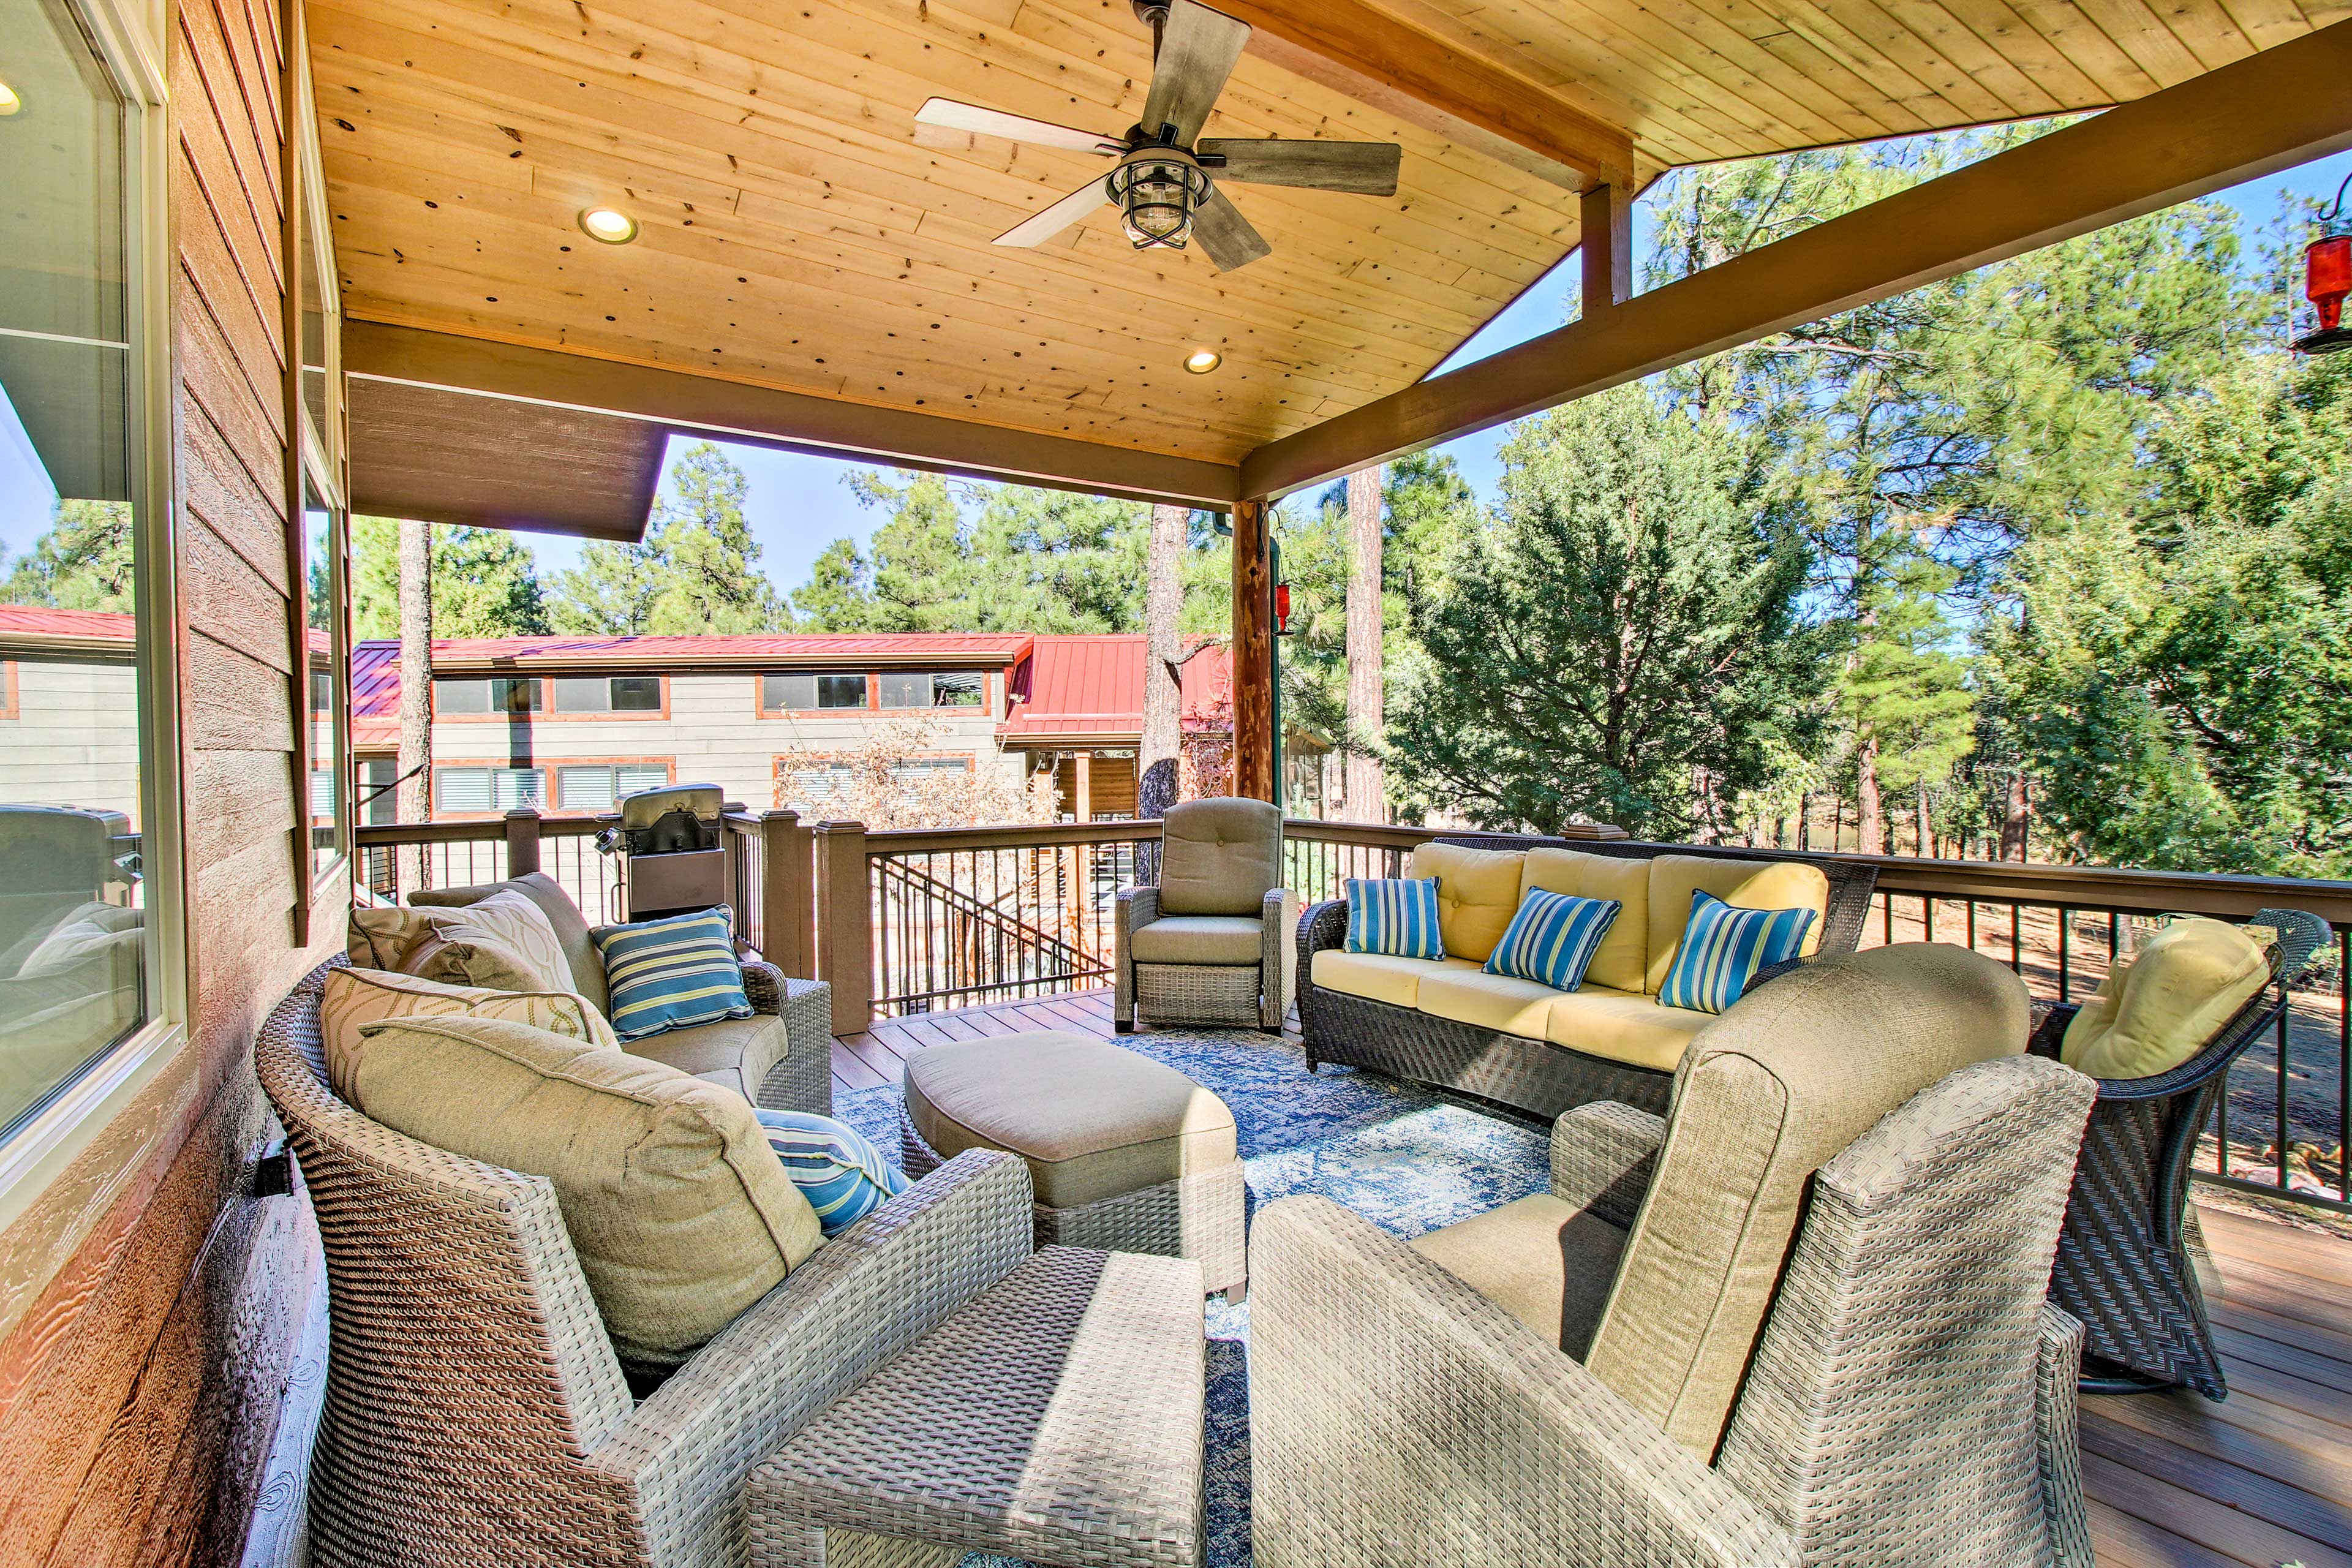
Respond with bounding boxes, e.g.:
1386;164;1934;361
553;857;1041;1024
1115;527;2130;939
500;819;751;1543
1408;842;1526;962
1311;949;1479;1009
1645;854;1831;994
2062;918;2268;1080
1545;985;1716;1074
1416;968;1565;1037
1523;848;1651;993
353;1014;823;1374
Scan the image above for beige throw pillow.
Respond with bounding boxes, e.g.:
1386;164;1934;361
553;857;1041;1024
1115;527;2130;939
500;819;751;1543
2062;917;2267;1080
348;889;572;993
320;966;616;1104
353;1015;823;1372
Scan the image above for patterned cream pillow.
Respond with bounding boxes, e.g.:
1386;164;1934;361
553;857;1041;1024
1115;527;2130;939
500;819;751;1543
322;965;617;1104
347;889;571;993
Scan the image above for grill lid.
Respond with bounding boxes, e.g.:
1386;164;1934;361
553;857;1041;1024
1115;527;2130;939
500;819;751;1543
617;782;725;830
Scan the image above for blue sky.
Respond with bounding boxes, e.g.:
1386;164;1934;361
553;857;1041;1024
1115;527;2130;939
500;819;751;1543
3;147;2346;586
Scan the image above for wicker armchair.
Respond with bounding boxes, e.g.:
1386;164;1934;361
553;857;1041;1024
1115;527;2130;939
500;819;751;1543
255;957;1044;1567
2030;905;2330;1398
1116;796;1297;1031
1252;948;2099;1568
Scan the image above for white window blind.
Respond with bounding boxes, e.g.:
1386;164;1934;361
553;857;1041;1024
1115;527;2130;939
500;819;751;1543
557;763;670;812
435;767;545;813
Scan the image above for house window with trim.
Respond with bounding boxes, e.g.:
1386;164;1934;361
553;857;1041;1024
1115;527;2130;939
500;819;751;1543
551;676;662;714
434;766;548;815
878;671;985;709
761;672;867;713
434;676;543;714
556;762;672;812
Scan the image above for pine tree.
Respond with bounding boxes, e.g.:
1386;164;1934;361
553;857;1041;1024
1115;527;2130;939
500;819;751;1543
547;443;786;635
1840;554;1977;854
1;499;135;611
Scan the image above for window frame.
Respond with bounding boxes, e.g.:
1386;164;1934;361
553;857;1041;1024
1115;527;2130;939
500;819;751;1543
758;669;871;717
433;674;545;717
553;758;678;813
0;0;191;1238
546;673;668;717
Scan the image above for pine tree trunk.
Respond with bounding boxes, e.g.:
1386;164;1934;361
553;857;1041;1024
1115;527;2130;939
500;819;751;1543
1343;466;1386;824
2001;772;2032;862
1856;733;1885;855
396;516;435;891
1798;793;1812;851
1915;780;1931;858
1137;503;1186;884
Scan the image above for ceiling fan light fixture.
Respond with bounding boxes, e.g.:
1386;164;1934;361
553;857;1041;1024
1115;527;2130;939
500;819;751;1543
1184;349;1221;373
578;206;638;244
1108;154;1209;251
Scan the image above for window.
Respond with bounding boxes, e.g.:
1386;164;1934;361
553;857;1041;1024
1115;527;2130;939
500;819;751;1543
878;671;986;709
434;766;546;815
763;672;867;712
556;762;671;812
551;674;663;714
435;676;542;714
778;761;854;805
301;477;345;880
0;0;172;1144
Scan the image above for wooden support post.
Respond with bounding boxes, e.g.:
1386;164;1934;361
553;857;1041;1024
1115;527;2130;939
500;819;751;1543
1581;181;1632;312
761;809;814;977
1074;752;1095;823
503;808;541;877
1230;497;1275;802
813;821;871;1033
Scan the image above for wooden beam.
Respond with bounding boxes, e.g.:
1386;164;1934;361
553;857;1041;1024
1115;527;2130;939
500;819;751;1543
345;321;1242;513
1581;183;1633;312
1211;0;1635;193
1229;499;1275;802
1241;18;2352;497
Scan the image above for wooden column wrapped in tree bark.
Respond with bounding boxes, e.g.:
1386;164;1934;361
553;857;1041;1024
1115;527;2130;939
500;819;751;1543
1229;498;1275;802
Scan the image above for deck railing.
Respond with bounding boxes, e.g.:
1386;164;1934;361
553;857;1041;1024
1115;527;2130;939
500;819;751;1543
356;811;2352;1218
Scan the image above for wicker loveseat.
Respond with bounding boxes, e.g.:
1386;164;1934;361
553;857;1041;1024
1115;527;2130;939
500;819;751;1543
1297;837;1877;1118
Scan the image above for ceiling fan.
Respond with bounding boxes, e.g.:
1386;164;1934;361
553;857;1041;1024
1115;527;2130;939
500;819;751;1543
914;0;1402;273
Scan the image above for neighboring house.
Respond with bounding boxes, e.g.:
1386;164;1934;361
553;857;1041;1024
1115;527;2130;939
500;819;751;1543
0;607;143;826
348;630;1287;824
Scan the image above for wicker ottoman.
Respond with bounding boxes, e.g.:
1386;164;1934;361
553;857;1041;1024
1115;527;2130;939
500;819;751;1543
900;1030;1248;1298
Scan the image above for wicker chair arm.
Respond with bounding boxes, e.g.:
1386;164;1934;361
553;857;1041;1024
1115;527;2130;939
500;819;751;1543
2027;1005;2077;1061
1741;957;1807;999
1551;1101;1666;1227
1263;888;1299;1025
2037;1306;2096;1568
593;1148;1035;1566
1250;1195;1797;1568
740;957;786;1016
1300;897;1348;959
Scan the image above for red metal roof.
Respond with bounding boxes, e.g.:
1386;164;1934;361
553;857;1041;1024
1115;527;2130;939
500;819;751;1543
0;606;137;642
352;639;402;750
412;632;1035;666
997;634;1230;743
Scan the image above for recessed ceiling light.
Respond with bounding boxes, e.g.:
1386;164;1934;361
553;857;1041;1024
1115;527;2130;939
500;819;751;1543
1184;349;1221;374
579;206;638;244
0;79;21;116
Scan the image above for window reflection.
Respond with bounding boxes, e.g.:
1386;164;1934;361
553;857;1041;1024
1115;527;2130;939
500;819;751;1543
0;0;148;1138
304;481;342;875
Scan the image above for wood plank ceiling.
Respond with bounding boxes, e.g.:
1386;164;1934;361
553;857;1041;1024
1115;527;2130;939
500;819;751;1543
307;0;2347;470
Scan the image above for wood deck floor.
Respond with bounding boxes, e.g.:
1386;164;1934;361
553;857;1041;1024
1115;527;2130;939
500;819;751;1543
835;987;2352;1568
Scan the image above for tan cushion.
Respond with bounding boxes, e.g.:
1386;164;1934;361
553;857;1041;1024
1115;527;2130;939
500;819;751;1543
1522;847;1650;993
1645;854;1831;993
1415;967;1563;1038
352;888;574;994
1309;950;1480;1009
1407;842;1526;963
903;1031;1237;1208
2062;917;2267;1080
626;1013;790;1103
352;1015;822;1373
1545;986;1714;1074
399;933;562;995
409;872;608;1011
1585;943;2028;1457
1158;797;1281;916
319;965;617;1104
1131;914;1264;967
1412;1193;1626;1357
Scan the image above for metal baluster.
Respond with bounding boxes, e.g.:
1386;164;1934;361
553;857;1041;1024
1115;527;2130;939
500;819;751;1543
2339;925;2349;1202
2057;908;2071;1003
2276;985;2292;1191
1923;894;1935;944
2009;903;2022;974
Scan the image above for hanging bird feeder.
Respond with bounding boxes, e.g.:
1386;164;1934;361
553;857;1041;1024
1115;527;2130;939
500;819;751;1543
2295;170;2352;356
1273;581;1294;636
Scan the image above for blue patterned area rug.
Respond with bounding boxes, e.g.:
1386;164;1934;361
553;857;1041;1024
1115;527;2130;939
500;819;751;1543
834;1025;1550;1568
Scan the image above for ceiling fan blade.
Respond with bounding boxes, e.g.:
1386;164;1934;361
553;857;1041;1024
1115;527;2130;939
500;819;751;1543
1199;138;1401;195
1140;1;1251;147
992;176;1113;247
1190;188;1271;272
916;98;1124;155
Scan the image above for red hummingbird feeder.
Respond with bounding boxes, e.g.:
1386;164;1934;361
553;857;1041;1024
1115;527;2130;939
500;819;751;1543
1273;581;1294;636
2296;172;2352;356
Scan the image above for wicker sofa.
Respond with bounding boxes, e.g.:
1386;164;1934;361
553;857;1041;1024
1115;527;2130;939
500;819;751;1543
1297;837;1877;1118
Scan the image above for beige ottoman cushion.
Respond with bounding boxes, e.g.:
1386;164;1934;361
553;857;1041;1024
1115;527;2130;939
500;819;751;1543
904;1031;1238;1209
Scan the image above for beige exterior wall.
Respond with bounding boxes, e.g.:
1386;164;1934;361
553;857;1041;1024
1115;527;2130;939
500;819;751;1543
415;669;1027;816
0;656;145;825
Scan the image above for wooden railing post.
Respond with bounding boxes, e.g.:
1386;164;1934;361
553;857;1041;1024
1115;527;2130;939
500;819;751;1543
814;821;871;1033
762;809;815;978
504;807;541;876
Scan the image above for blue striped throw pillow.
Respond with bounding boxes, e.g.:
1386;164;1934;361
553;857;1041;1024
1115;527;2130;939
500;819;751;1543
1658;891;1817;1014
755;1110;908;1235
1484;888;1622;992
1344;876;1446;960
591;906;753;1041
